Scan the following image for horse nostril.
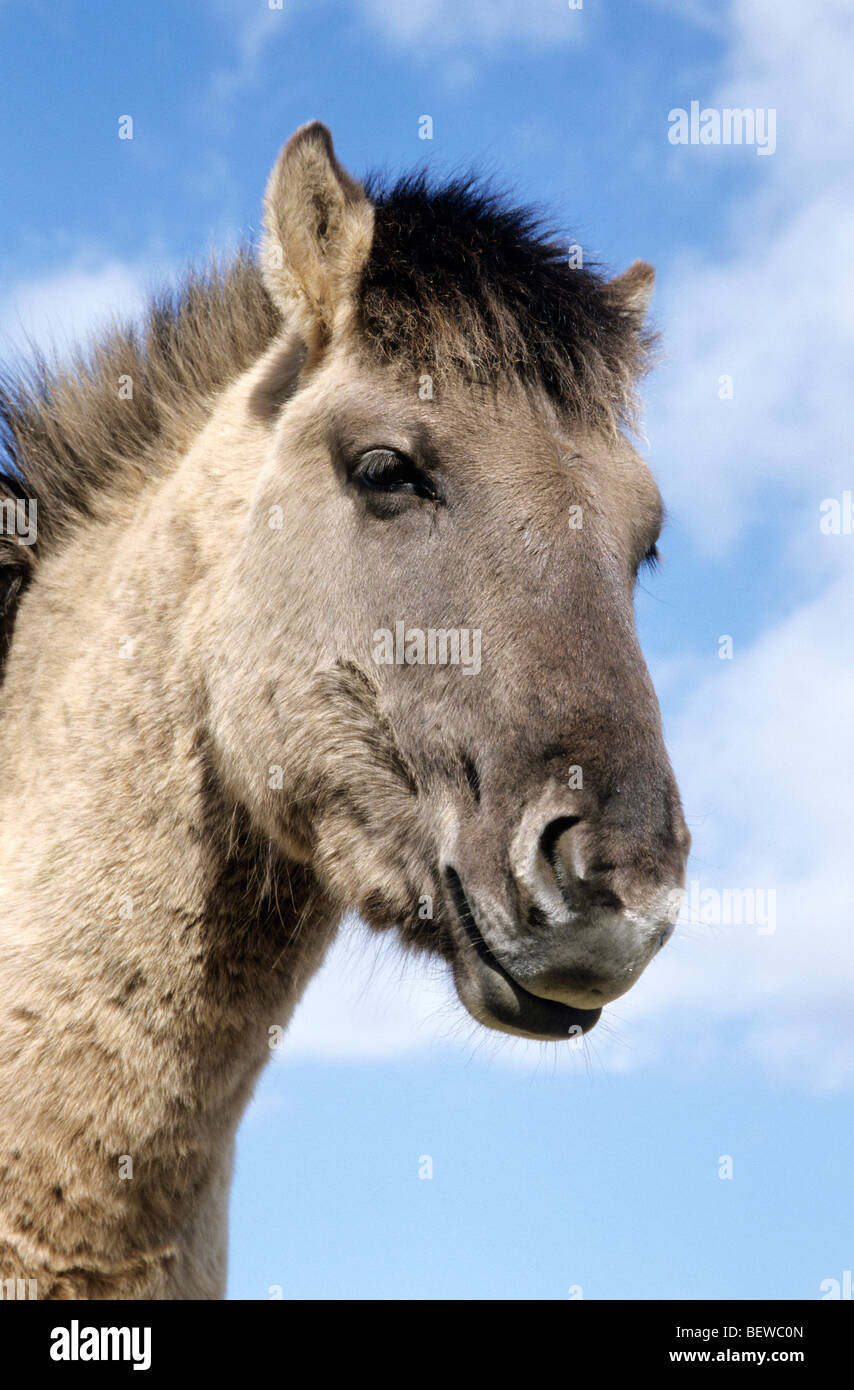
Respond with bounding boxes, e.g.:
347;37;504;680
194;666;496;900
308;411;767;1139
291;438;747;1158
537;815;587;908
539;816;581;872
537;815;624;913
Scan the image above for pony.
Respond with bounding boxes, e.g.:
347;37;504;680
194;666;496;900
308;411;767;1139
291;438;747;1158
0;123;689;1298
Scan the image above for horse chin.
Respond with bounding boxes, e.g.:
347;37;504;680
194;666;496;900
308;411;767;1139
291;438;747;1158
450;943;602;1042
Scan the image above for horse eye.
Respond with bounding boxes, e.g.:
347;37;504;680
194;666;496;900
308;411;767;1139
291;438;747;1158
352;449;437;500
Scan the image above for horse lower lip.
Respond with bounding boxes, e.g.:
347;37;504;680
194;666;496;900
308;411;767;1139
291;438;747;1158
445;868;601;1040
461;942;602;1040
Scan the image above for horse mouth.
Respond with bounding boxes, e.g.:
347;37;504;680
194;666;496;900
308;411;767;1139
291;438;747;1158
443;868;602;1042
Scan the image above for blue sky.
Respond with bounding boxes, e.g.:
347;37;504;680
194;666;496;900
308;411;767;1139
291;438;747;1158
2;0;852;1299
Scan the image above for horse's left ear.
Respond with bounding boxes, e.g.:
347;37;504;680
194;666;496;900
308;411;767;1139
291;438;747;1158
604;260;655;327
261;121;374;353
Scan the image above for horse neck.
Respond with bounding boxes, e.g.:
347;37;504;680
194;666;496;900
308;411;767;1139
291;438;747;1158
0;375;336;1296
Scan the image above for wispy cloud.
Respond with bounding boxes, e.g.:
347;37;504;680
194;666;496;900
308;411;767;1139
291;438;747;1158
651;0;854;553
357;0;585;53
208;0;292;105
0;253;160;363
622;563;854;1093
205;0;583;107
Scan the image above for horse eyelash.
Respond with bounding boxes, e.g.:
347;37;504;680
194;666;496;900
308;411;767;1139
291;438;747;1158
352;449;439;501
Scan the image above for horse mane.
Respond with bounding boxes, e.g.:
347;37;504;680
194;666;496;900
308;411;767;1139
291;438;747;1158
0;249;279;558
0;173;654;676
0;249;280;673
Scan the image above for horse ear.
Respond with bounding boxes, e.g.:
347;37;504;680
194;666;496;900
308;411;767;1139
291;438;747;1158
261;122;374;353
604;260;655;327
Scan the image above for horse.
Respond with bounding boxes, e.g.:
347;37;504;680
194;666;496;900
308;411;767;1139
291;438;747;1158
0;122;690;1299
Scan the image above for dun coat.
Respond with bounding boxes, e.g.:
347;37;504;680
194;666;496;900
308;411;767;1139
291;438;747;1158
0;123;689;1299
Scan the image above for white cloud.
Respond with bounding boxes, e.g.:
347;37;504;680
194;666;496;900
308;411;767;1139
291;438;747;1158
280;916;458;1061
611;563;854;1093
650;0;854;555
720;0;854;185
357;0;584;53
208;0;291;105
211;0;585;83
651;191;854;554
597;0;854;1091
0;256;156;362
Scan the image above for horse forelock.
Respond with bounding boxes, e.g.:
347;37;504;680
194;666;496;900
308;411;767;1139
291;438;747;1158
357;170;656;432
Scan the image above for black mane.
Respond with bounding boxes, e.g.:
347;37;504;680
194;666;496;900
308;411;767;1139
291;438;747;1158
358;171;652;422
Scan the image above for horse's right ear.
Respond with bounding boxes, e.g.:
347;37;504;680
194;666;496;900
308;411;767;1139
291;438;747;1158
261;122;374;355
603;260;655;328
